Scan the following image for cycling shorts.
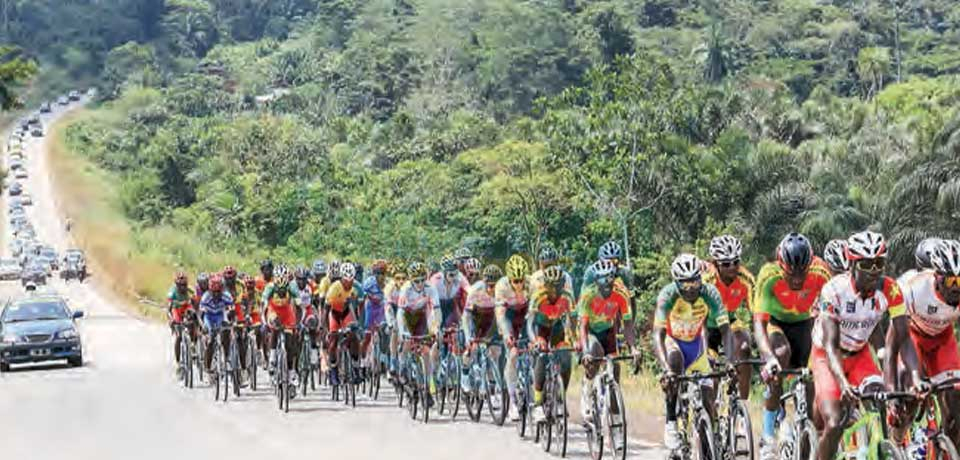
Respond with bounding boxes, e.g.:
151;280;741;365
267;304;297;330
171;304;193;323
439;299;461;330
665;335;710;374
468;311;498;342
502;307;529;340
532;321;566;348
329;308;356;332
587;328;618;357
910;326;960;383
706;326;750;354
401;309;428;337
203;312;225;333
810;345;882;402
768;317;814;370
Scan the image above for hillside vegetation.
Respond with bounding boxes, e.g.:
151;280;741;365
4;0;960;351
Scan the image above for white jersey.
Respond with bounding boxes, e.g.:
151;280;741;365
397;284;439;313
904;270;960;337
897;269;927;289
812;273;905;353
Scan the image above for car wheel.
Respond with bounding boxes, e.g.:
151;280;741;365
68;355;82;367
0;362;9;372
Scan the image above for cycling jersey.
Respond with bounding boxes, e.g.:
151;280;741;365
653;282;727;342
753;258;832;323
316;275;332;302
464;281;498;342
702;263;754;329
362;276;386;329
904;271;960;337
528;285;574;346
325;280;359;314
167;286;195;323
429;271;469;330
898;269;927;288
495;276;529;340
578;284;633;335
812;273;905;353
199;291;234;331
263;283;298;329
397;284;439;337
580;265;631;299
237;289;262;326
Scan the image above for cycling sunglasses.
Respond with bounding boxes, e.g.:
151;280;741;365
510;278;525;286
445;270;459;278
717;259;740;269
676;278;701;290
944;275;960;288
855;258;885;273
412;277;426;284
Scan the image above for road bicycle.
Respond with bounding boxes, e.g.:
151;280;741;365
363;324;391;401
534;347;573;457
399;334;434;423
715;359;764;460
329;327;358;407
297;325;319;397
775;368;817;460
226;320;242;398
581;355;633;460
837;388;914;460
902;377;960;460
464;338;509;426
173;320;194;389
515;340;534;438
244;323;259;392
435;327;463;417
273;328;293;413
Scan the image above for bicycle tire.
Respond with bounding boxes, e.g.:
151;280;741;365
196;338;206;383
553;373;568;457
606;381;628;460
485;354;508;426
450;355;461;419
231;337;241;398
179;331;191;388
518;376;529;438
794;422;817;460
933;434;960;460
730;400;754;460
878;439;906;460
694;409;718;460
300;339;310;397
420;355;430;424
248;334;258;392
342;348;356;408
586;394;604;460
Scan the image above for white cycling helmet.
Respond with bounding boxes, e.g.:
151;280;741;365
340;262;357;281
823;239;850;273
846;231;887;261
709;235;742;262
592;259;617;278
598;241;623;261
916;238;943;270
671;253;702;281
932;240;960;277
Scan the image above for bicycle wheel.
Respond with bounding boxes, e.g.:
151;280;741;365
793;422;817;460
420;356;430;424
196;338;206;383
877;440;906;460
693;410;717;460
342;349;356;408
606;382;628;460
449;355;461;419
231;339;241;398
465;363;484;422
407;360;420;420
540;374;553;452
586;394;604;460
552;374;568;457
485;354;508;426
247;334;257;392
932;434;960;460
518;373;529;438
179;332;191;388
730;400;754;460
299;341;310;397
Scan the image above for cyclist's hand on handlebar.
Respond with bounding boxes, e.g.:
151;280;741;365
506;336;516;349
760;358;781;382
911;378;930;397
840;380;859;403
535;337;548;351
659;371;677;391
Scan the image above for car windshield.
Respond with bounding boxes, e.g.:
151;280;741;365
3;301;68;322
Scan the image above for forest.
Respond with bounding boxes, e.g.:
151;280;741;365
2;0;960;337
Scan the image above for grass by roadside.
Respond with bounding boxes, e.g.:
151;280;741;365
48;110;246;321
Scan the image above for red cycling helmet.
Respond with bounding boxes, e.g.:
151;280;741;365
174;271;188;285
222;265;237;278
371;259;388;275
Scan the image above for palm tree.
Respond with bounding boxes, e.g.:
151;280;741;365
697;23;732;84
857;47;891;100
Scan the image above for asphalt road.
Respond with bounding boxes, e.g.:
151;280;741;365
0;103;669;460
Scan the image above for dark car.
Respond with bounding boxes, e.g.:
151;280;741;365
68;90;81;101
20;262;46;287
31;126;43;137
0;295;84;371
8;182;22;196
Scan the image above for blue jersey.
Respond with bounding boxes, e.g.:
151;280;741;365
200;291;234;316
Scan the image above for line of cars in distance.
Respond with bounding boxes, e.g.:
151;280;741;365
0;93;93;372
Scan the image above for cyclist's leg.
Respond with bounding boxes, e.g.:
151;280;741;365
173;323;183;365
732;325;752;399
761;321;794;442
287;330;300;371
812;345;878;460
662;336;686;428
705;326;722;356
918;327;960;445
203;317;216;371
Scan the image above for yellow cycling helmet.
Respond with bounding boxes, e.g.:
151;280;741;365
408;262;428;279
505;254;529;280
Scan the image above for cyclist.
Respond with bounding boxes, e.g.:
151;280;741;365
255;259;274;295
361;260;389;371
167;271;196;375
397;262;440;405
702;235;754;400
239;275;263;372
429;255;469;362
823;239;849;276
454;247;473;278
195;272;210;306
311;260;327;305
463;264;503;392
580;241;632;299
811;231;921;460
530;245;574;295
578;259;638;420
384;264;408;380
900;239;960;447
654;254;729;450
899;237;942;286
200;275;234;376
463;257;481;285
222;266;247;377
325;262;361;386
294;267;321;370
498;254;532;421
753;232;832;459
527;265;575;422
263;265;301;386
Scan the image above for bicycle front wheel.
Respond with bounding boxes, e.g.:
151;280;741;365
730;399;754;460
606;382;628;460
420;356;430;424
693;409;717;460
586;393;603;460
793;422;817;460
485;355;508;426
877;439;906;460
552;373;568;457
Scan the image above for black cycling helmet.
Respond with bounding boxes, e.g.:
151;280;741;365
538;245;559;263
777;233;813;274
260;259;274;271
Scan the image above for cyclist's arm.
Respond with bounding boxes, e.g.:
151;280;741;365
820;313;849;390
752;279;776;362
526;309;539;345
462;308;476;344
884;282;916;390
